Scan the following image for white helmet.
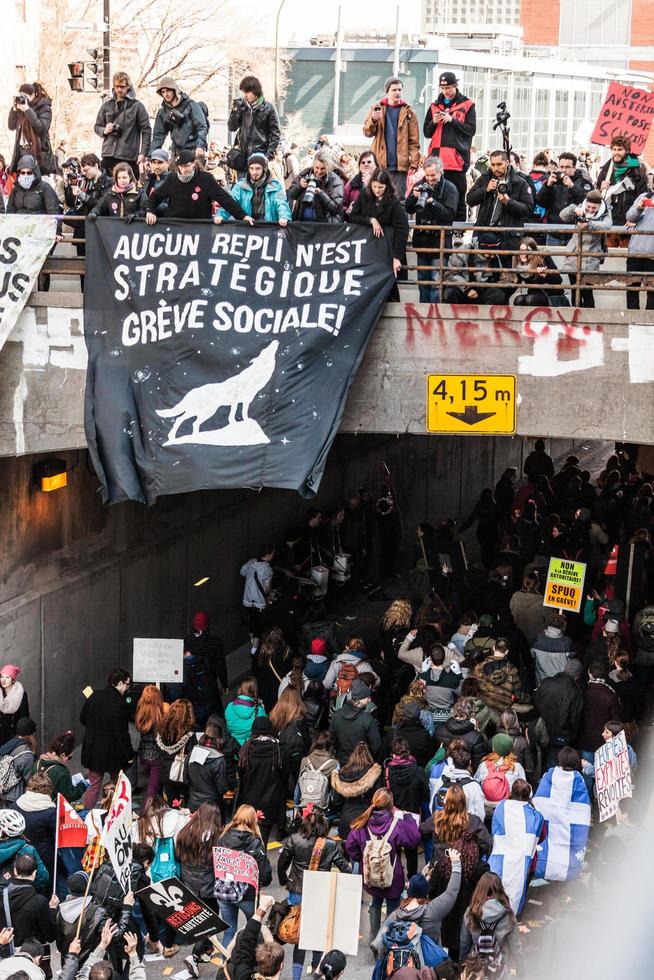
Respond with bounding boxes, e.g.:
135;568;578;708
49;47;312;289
0;810;26;837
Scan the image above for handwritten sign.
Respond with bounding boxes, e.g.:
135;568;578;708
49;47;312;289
133;637;183;683
212;846;259;890
594;730;632;822
591;82;654;154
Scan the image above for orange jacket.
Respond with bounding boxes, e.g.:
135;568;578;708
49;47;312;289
362;100;420;173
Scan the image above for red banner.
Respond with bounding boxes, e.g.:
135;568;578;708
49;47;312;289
591;82;654;154
56;794;88;849
212;846;259;890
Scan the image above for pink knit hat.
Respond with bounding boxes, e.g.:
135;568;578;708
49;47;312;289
0;665;21;682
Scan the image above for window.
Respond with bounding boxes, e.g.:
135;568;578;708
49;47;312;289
559;0;631;47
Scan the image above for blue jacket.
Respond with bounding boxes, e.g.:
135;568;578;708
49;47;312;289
219;176;291;222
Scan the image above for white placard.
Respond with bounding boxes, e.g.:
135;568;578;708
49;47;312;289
133;637;184;683
299;871;362;955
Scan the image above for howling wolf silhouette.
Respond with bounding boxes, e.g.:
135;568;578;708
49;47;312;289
156;339;279;442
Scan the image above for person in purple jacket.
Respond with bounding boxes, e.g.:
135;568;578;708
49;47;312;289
345;787;421;943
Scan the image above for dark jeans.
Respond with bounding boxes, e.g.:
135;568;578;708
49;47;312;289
567;275;594;307
626;255;654;309
444;169;467;223
417;254;441;303
443;285;506;305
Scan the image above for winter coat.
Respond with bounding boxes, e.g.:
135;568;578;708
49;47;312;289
560;198;613;272
421;811;492;863
434;718;487;771
235;736;286;827
228;98;281;161
509;590;547;644
459;898;522;966
225;696;266;746
155;730;194;782
276;720;311;783
181;857;215;902
596;155;648;225
346;807;421;898
331;763;383;839
626;193;654;255
523;449;555;484
428;762;486;820
64;170;112;218
287;168;344;223
423;91;476;171
278;832;351;894
363;101;420;172
185;629;228;690
578;679;622;752
530;626;574;684
533;672;584;747
13;790;57;878
221;175;291;222
349;192;410;260
0;738;35;803
323;652;379;692
343;172;366;214
4;875;56;945
473;657;523;715
185;743;227;812
372;868;462;954
299;748;339;784
80;685;133;774
466;167;534;249
255;649;291;714
216;827;272;901
8;97;56;174
152;87;208;154
418;667;460;718
148;169;247;222
383;757;430;814
496;724;534;775
330;701;382;765
382;720;435;769
36;757;85;803
6;154;60;230
143;172;170;217
89;185;147;220
0;836;48;890
93;88;151;162
91;859;159;940
0;683;30;746
534;170;593;224
444;249;503;288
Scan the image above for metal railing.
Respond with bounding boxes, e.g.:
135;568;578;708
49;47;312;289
33;215;654;309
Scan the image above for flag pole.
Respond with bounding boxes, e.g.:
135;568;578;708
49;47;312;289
52;794;60;899
75;771;123;941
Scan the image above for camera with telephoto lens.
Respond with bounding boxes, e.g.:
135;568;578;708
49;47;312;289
303;176;320;205
414;182;435;212
65;160;82;185
166;107;185;128
496;180;509;195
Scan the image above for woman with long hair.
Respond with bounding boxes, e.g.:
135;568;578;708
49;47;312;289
460;871;522;969
88;162;147;221
343;150;377;214
135;684;169;804
423;784;492;962
512;236;567;307
349;167;409;301
380;597;412;678
277;654;309;700
215;805;273;946
345;788;421;942
0;664;29;746
235;717;286;845
295;730;339;808
185;717;227;816
224;677;266;746
474;734;526;812
155;698;196;805
254;628;292;712
37;730;85;803
279;809;351;980
176;801;224;975
330;741;382;839
8;81;56;175
269;688;310;788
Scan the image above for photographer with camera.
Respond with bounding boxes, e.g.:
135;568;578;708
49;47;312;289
404;156;458;302
287;150;344;223
151;76;208;160
94;72;151;180
227;75;281;176
63;153;112;288
466;150;534;266
559;190;612;308
8;81;56;177
535;152;592;245
362;77;420;198
423;71;476;223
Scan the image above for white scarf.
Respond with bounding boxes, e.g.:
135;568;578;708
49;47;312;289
0;681;24;715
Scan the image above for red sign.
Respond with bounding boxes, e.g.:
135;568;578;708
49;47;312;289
591;82;654;154
56;794;88;849
212;846;259;890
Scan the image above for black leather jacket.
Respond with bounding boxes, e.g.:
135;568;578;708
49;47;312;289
277;833;351;895
228;98;281;160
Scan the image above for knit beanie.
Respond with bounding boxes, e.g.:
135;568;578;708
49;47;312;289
492;733;514;757
384;76;401;93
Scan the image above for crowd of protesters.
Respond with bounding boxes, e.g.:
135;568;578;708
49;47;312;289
4;70;654;307
0;439;651;978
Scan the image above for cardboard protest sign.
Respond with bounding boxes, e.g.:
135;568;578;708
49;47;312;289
100;773;132;893
594;730;633;822
299;871;362;955
133;637;183;683
543;557;586;614
136;877;227;943
0;215;57;350
212;846;259;890
591;82;654;154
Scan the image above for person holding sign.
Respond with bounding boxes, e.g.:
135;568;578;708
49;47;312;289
214;805;272;946
596;135;647;244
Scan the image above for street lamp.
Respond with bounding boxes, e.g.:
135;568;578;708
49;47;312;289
274;0;288;106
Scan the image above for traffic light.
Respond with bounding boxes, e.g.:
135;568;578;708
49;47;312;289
68;62;85;92
86;49;101;90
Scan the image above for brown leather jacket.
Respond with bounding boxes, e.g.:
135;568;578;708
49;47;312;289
362;101;420;173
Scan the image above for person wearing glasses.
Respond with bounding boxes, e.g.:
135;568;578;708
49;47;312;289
424;71;476;223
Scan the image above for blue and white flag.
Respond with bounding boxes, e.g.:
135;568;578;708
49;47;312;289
489;800;544;914
533;766;590;882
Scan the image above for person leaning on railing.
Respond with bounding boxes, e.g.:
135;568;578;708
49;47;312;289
559;190;612;309
443;231;512;306
404;155;458;304
625;191;654;311
511;236;569;308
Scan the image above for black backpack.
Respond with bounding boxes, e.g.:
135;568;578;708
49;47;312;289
184;656;218;706
198;101;211;133
434;774;474;811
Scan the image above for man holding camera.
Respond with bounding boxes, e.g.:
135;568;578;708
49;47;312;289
287;150;344;223
405;156;458;302
93;72;151;178
227;75;281;175
423;71;476;223
63;154;112;288
535;152;593;245
151;76;208;160
363;77;420;198
467;149;534;265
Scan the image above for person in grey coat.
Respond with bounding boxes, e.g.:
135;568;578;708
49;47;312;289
560;190;612;307
371;861;462;954
531;613;574;684
625;191;654;310
93;72;151;177
151;76;208;157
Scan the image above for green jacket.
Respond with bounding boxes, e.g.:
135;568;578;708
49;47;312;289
37;758;85;803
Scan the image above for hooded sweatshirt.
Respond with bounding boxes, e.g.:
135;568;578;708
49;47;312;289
384;755;430;814
0;837;48;890
371;867;462;953
330;700;382;765
531;626;574;684
459;897;521;965
5;875;57;945
151;76;208;153
6;154;60;231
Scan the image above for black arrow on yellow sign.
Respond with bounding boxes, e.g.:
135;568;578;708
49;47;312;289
446;406;497;426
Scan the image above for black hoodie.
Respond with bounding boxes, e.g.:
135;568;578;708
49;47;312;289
6;876;57;945
235;737;286;827
7;154;60;232
384;756;430;814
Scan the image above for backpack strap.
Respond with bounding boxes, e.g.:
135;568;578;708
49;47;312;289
309;837;327;870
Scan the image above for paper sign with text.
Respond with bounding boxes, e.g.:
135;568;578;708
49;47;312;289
591;82;654;154
543;557;586;614
137;877;226;943
100;773;132;893
212;846;259;890
594;730;632;822
133;637;184;683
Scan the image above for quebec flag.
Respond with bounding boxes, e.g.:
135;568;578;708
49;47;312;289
533;767;591;882
490;800;544;914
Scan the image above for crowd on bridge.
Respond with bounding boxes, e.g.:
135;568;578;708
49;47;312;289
0;439;651;979
3;71;654;308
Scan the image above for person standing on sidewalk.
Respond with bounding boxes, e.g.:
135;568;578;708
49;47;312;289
363;77;420;198
80;668;133;809
423;71;476;223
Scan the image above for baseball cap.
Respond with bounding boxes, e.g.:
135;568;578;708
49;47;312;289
439;71;458;86
149;148;170;162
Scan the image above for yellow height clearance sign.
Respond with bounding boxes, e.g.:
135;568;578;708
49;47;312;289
543;557;587;613
426;374;516;435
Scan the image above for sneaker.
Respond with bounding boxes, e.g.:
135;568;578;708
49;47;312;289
185;954;200;978
163;945;180;958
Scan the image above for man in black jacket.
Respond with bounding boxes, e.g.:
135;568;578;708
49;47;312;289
185;611;228;696
80;667;133;809
467;150;534;264
146;149;253;224
228;75;281;173
533;659;585;769
423;71;476;222
405;155;458;302
535;152;592;244
63;153;112;288
5;853;58;950
330;680;382;765
94;72;151;176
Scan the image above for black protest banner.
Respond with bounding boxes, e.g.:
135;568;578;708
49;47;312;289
84;220;395;504
136;877;227;942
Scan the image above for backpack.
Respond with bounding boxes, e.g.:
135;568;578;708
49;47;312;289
335;660;359;698
475;919;506;977
298;759;331;809
150;835;180;883
214;875;248;903
198;101;210;133
433;774;474;812
481;761;510;803
362;813;400;890
636;608;654;653
371;921;448;980
0;749;32;795
92;862;129;910
184;656;217;706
